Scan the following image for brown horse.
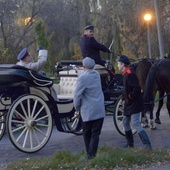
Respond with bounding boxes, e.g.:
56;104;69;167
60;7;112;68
143;58;170;128
131;59;168;129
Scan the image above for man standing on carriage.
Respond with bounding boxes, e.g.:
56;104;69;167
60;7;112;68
117;55;152;150
79;25;112;67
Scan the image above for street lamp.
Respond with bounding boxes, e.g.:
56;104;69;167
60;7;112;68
144;14;152;59
154;0;164;59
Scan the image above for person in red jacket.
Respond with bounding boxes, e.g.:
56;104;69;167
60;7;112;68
117;55;152;150
79;25;111;67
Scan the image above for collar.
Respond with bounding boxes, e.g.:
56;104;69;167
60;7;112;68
83;34;93;38
122;67;131;75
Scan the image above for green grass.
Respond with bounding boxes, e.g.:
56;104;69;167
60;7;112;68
5;146;170;170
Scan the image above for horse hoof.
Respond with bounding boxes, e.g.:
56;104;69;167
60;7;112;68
142;124;149;128
155;119;161;124
151;127;157;130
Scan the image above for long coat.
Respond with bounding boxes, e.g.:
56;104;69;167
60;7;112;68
79;35;110;64
122;67;144;116
74;69;105;122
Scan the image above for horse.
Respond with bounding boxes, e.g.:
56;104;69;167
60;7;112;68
143;58;170;128
131;59;168;128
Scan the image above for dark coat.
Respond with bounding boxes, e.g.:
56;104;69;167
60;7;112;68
79;35;110;66
122;67;144;116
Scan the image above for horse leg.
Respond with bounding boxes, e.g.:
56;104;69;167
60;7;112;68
155;91;164;124
141;111;149;128
166;94;170;118
148;103;157;130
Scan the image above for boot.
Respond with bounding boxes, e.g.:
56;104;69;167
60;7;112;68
138;130;152;150
124;130;134;148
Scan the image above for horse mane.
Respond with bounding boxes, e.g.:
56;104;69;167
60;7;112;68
130;61;139;71
130;58;153;72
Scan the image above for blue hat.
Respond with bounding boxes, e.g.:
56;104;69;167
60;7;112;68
17;48;29;60
83;57;95;69
36;46;44;52
84;25;94;30
116;55;130;65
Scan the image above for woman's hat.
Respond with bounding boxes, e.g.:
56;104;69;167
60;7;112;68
82;57;95;69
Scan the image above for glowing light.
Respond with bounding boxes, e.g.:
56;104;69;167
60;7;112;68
144;14;152;21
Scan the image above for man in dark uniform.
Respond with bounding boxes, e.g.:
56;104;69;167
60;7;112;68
79;25;111;67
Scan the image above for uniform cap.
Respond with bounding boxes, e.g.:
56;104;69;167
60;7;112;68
82;57;95;69
17;48;29;60
84;25;94;30
116;55;130;65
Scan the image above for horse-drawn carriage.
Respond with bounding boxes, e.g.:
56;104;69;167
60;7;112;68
0;60;134;153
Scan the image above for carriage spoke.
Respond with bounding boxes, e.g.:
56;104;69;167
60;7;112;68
33;128;41;145
36;123;49;127
12;124;26;133
70;118;78;128
20;102;28;119
23;128;29;148
14;110;26;121
31;100;38;117
0;112;6;140
34;126;47;137
27;98;31;117
29;129;33;149
33;105;45;120
15;127;27;142
36;114;49;122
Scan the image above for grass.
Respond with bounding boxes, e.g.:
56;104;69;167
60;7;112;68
4;146;170;170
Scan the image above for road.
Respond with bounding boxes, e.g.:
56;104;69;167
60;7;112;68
0;107;170;168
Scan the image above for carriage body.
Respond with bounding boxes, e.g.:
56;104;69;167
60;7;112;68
0;64;79;153
0;61;126;153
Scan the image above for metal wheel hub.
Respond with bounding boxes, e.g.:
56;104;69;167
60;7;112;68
27;119;36;128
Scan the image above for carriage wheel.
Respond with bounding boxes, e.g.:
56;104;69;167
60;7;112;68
113;96;137;136
63;113;83;135
7;94;53;153
0;112;6;140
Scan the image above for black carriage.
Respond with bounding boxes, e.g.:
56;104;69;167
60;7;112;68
0;61;136;153
0;64;82;153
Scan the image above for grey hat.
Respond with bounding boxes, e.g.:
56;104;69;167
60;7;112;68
116;55;130;65
82;57;95;69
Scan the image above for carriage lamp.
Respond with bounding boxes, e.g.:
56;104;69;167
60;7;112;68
144;14;152;59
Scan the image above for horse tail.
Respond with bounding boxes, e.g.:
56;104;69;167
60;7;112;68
143;63;157;111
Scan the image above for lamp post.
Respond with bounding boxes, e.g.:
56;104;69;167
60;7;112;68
144;14;152;59
154;0;164;59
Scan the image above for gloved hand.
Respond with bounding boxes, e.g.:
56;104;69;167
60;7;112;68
36;46;44;52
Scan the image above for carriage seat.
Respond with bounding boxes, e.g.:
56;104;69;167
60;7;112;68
94;65;109;76
53;76;77;99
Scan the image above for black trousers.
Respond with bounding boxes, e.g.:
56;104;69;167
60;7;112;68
83;118;104;158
